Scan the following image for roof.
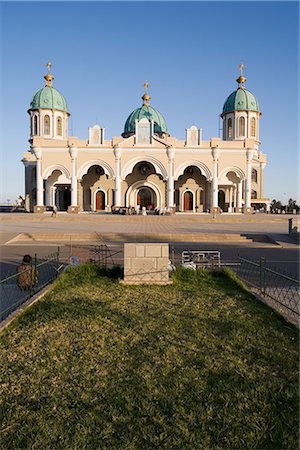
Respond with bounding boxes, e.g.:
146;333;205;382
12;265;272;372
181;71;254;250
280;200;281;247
30;86;69;112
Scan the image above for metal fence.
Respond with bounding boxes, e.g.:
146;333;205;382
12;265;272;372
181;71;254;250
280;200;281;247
237;256;299;324
0;251;61;321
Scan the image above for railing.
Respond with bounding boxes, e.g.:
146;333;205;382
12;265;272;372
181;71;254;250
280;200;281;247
181;251;221;269
237;256;299;324
0;251;61;322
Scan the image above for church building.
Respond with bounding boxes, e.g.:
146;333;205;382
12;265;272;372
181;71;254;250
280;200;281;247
22;64;268;213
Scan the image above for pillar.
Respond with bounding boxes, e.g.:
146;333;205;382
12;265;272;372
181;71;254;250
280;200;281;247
45;181;50;206
228;187;233;213
33;148;44;212
260;162;266;198
68;146;79;213
167;147;174;209
114;146;122;207
233;186;237;209
211;147;220;210
245;149;254;210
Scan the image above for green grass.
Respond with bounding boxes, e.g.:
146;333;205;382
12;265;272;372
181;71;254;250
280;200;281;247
0;265;298;450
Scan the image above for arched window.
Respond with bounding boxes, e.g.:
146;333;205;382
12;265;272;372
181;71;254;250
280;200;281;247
251;117;256;137
238;117;245;136
251;169;257;183
44;115;50;135
33;115;38;135
227;118;232;138
57;117;62;136
251;190;257;199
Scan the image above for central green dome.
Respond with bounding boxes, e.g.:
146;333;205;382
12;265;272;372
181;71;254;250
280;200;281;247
30;86;69;113
123;104;168;136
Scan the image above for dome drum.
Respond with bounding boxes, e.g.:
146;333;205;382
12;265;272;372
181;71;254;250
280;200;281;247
122;104;168;138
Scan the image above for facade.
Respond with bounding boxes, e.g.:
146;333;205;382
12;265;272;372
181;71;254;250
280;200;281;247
22;65;268;214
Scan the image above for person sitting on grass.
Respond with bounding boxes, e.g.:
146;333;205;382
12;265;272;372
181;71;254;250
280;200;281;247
17;254;38;290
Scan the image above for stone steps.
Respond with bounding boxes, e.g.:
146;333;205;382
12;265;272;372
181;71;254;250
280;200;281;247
7;232;254;244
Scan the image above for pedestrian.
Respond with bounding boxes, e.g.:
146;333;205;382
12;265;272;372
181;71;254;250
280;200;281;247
17;255;38;290
52;204;57;217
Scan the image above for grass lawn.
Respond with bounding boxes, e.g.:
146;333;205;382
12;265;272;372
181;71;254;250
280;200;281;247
0;265;298;450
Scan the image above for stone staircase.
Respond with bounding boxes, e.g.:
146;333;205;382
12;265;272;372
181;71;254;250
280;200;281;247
6;232;272;245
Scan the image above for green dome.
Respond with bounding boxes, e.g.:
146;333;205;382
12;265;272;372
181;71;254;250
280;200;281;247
223;88;259;113
30;86;69;112
124;104;168;135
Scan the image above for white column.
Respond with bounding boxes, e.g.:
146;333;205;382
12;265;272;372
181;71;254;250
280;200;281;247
228;187;233;212
245;149;254;208
69;146;78;206
260;162;266;198
114;146;122;207
33;148;44;206
237;180;243;208
45;181;50;206
233;187;237;209
211;147;220;209
167;147;175;208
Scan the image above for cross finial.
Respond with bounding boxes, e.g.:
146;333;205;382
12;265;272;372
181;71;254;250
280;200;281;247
238;63;246;76
45;61;53;73
143;81;149;93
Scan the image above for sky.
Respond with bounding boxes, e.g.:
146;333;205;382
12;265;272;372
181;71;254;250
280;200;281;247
0;1;299;204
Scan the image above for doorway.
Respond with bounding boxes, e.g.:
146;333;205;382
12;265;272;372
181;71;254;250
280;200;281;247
95;191;105;211
218;190;226;211
137;187;156;209
55;185;71;211
183;191;193;211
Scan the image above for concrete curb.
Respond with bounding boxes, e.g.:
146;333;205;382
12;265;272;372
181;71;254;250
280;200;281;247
0;284;53;332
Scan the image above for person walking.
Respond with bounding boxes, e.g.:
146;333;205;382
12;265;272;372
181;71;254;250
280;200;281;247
17;255;38;290
51;204;57;217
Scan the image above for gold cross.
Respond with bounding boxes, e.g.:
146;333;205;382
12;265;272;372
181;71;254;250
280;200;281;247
238;63;246;75
143;81;149;92
45;61;53;73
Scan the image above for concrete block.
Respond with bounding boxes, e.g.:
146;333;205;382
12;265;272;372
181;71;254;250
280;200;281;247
145;245;162;257
124;258;132;269
124;243;136;257
156;257;169;270
161;245;169;258
132;258;157;270
135;245;145;258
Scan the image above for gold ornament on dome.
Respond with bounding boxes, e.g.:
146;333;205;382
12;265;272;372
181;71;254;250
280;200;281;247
236;63;247;88
44;61;54;87
142;81;151;105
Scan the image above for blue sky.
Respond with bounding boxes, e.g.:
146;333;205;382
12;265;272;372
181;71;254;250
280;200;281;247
0;1;299;203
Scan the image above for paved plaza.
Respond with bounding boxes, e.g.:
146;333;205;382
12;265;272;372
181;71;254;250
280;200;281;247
0;213;299;279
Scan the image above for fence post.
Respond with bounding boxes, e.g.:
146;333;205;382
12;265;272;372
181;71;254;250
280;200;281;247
262;257;266;295
260;257;263;293
34;253;37;293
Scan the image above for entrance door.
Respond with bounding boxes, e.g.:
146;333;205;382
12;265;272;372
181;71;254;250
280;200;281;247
55;185;71;211
137;188;156;209
184;191;193;211
218;190;226;211
96;191;105;211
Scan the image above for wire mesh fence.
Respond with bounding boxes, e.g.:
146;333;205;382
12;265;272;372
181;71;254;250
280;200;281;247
237;256;299;325
0;251;61;321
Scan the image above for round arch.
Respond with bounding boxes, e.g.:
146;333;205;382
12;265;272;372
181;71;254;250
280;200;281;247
122;156;167;180
218;166;245;181
78;160;114;179
125;180;163;209
43;164;70;180
174;161;212;181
